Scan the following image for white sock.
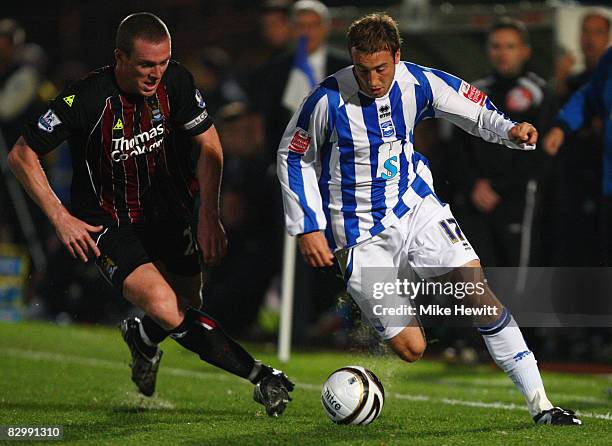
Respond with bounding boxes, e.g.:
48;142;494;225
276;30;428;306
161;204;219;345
479;309;553;417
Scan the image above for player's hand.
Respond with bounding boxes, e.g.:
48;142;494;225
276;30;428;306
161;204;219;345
197;213;228;266
542;127;565;157
508;122;538;146
471;179;501;214
298;231;334;268
51;210;102;262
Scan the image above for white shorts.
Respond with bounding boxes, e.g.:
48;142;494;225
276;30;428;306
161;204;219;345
336;195;479;340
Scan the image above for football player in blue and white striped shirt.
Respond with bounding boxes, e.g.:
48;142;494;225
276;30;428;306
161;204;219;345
277;13;580;425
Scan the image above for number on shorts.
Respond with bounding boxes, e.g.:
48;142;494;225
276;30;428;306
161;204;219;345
183;227;196;256
439;218;465;244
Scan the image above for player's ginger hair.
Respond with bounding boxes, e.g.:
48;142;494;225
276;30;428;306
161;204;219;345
347;13;402;56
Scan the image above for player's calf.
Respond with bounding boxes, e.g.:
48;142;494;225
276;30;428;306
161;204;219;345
478;307;581;425
168;307;294;415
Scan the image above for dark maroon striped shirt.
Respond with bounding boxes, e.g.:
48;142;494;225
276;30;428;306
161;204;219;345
23;61;212;226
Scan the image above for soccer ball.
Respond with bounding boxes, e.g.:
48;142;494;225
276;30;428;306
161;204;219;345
321;366;385;425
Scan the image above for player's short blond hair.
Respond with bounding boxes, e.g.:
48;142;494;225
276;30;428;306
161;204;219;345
347;13;402;56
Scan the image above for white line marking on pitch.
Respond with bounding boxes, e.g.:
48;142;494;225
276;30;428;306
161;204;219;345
3;348;611;421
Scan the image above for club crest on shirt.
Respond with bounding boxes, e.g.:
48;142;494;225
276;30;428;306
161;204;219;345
380;120;395;138
288;128;311;154
37;109;62;133
460;81;486;106
146;96;164;123
195;89;206;109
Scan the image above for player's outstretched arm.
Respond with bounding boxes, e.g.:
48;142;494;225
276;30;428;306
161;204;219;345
422;68;535;150
298;231;334;268
7;137;102;262
192;126;228;266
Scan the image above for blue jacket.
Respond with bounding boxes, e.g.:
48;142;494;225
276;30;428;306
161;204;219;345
555;48;612;196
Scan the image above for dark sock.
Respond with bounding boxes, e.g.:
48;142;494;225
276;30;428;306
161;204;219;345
168;307;260;381
133;317;159;359
141;315;169;344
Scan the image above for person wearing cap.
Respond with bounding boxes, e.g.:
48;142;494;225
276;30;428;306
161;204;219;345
255;0;350;162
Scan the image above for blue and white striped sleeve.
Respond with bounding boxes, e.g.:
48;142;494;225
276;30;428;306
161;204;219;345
277;87;329;236
423;68;533;150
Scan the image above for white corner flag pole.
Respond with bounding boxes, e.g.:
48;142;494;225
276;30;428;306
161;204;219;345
278;232;297;363
278;35;315;363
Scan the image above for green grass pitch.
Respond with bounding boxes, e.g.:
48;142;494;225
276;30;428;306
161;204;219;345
0;322;610;445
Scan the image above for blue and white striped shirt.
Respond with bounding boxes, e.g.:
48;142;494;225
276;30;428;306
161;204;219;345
277;61;530;251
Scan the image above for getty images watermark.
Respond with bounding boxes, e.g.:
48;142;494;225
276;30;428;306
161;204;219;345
371;277;498;318
359;267;612;328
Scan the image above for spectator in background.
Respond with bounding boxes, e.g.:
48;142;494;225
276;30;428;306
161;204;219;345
183;47;248;117
0;19;48;248
0;19;41;147
555;10;610;101
448;18;556;266
544;47;612;264
550;10;610;266
254;0;350;163
259;0;292;59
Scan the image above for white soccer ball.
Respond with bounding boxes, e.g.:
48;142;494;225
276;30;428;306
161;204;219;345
321;366;385;425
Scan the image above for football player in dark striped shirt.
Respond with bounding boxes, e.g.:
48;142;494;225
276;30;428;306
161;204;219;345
8;12;293;416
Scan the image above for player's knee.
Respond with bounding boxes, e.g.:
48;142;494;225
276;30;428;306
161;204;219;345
461;259;481;268
124;283;182;328
388;336;426;363
396;343;425;363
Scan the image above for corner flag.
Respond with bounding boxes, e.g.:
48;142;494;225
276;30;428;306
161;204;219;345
282;35;317;114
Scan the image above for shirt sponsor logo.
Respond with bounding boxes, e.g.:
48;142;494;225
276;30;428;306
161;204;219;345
110;123;165;162
377;140;402;180
288;128;311;154
195;89;206;109
460;82;486;106
37;109;62;132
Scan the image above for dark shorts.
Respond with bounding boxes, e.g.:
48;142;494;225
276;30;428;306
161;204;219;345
95;219;200;291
